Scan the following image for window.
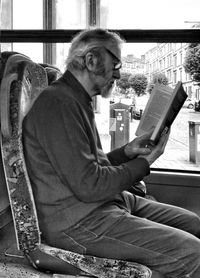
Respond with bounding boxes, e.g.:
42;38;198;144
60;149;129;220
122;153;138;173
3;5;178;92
173;54;177;67
196;88;200;100
167;54;172;67
101;0;200;30
0;0;43;60
167;69;172;82
55;0;87;29
173;70;177;84
1;0;200;172
188;86;192;98
12;0;43;29
179;51;183;65
179;68;182;81
163;58;165;69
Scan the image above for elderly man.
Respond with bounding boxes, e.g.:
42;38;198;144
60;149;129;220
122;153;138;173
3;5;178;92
23;28;200;277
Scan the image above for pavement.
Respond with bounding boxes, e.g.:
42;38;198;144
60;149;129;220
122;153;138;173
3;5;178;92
129;114;200;172
152;137;200;171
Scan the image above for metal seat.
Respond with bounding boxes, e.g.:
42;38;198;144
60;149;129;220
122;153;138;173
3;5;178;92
0;51;152;278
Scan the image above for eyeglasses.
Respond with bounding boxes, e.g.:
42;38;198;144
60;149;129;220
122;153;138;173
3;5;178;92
104;47;122;70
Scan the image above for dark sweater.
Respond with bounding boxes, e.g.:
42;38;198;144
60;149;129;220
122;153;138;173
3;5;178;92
22;70;150;235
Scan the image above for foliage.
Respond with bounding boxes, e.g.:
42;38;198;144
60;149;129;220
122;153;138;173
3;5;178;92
184;43;200;86
152;72;168;85
128;74;148;96
116;72;131;96
147;72;168;94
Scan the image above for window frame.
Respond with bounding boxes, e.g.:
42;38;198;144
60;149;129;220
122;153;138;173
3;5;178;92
1;0;200;177
1;28;200;43
1;28;200;175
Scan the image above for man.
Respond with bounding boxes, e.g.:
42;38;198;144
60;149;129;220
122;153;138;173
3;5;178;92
23;28;200;277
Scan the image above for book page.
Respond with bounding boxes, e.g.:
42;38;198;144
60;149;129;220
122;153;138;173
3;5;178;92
136;84;173;136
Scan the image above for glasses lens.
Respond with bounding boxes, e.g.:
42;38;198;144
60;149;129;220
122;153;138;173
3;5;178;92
114;61;122;70
105;47;122;70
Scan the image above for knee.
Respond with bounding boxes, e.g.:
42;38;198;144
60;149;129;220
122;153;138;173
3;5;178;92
187;212;200;238
173;236;200;278
184;237;200;277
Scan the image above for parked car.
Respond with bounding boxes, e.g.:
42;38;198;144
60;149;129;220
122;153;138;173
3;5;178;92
183;98;195;109
129;105;143;120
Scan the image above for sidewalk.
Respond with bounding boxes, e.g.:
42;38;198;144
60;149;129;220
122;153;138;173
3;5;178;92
152;138;200;171
130;121;200;172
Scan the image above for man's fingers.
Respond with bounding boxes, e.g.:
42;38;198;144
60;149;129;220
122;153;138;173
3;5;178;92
137;128;154;141
138;147;152;155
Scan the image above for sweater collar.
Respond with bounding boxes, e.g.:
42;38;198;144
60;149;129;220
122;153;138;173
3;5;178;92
60;70;93;104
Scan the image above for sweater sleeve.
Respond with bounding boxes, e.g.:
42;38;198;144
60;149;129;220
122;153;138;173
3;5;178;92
107;145;130;166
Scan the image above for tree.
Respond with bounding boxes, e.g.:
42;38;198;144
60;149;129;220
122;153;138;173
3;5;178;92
147;72;168;94
128;74;148;96
184;43;200;86
152;72;168;85
116;72;131;96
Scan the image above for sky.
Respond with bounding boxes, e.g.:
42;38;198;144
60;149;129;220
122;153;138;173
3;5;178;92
102;0;200;56
122;43;157;58
104;0;200;29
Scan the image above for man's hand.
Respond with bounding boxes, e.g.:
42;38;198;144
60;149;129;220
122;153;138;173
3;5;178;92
124;130;153;159
138;130;170;165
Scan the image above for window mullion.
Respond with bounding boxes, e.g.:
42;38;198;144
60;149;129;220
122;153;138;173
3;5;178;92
43;0;56;65
88;0;100;27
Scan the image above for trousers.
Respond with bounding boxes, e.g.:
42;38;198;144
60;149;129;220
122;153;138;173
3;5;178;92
47;191;200;278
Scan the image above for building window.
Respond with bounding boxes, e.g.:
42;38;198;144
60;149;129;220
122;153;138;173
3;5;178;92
174;54;177;67
173;70;177;84
188;86;192;98
196;88;200;100
179;68;182;81
179;51;182;65
167;69;172;82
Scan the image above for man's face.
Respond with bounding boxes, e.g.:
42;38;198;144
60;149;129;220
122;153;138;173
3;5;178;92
92;46;122;98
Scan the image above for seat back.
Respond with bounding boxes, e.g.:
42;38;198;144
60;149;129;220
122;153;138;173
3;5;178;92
0;51;152;277
0;52;48;252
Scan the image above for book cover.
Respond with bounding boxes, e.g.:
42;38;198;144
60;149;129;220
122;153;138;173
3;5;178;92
135;81;187;144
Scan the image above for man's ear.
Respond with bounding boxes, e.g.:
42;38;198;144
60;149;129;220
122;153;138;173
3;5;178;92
85;52;98;71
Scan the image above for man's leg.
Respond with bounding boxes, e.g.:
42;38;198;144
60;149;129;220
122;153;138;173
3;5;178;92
124;192;200;238
50;201;200;277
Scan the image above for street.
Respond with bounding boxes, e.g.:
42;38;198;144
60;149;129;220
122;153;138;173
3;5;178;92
130;108;200;171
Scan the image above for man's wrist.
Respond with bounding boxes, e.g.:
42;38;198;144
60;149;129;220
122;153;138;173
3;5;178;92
124;144;136;159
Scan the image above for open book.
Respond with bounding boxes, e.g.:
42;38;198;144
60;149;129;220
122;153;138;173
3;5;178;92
135;81;187;145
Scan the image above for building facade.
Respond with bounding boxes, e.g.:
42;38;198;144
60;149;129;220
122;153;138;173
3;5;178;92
144;43;200;100
122;54;145;75
122;43;200;100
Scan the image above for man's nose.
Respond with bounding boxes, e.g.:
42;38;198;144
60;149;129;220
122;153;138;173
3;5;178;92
113;69;121;80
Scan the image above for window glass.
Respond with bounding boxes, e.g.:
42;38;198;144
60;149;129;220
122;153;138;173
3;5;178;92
55;0;87;29
13;44;43;63
0;0;12;51
1;39;199;173
0;0;12;29
0;0;200;173
12;0;43;29
101;0;200;29
113;42;200;172
0;43;43;63
55;43;70;72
